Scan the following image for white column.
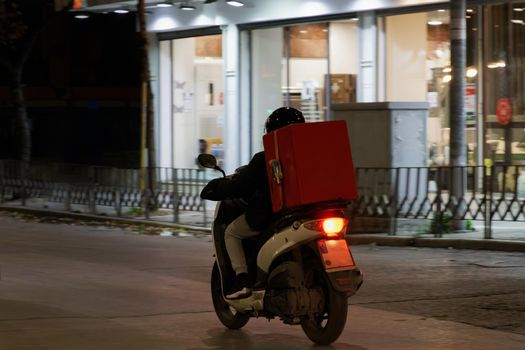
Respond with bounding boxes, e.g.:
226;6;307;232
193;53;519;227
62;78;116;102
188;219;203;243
376;16;386;102
158;40;172;168
239;30;251;164
172;38;197;169
222;24;241;174
358;11;377;102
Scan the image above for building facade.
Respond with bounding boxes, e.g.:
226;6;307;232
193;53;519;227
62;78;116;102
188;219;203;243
78;0;525;173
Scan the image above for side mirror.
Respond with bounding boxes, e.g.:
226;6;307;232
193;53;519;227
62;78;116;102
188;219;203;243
197;154;226;177
198;154;217;169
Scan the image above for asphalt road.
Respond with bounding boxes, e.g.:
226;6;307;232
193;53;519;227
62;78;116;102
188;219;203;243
0;213;524;350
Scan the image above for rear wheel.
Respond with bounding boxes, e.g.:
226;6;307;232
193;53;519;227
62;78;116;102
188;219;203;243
301;268;348;345
211;261;250;329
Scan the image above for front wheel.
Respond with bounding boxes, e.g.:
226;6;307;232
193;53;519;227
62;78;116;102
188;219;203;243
301;270;348;345
211;261;250;329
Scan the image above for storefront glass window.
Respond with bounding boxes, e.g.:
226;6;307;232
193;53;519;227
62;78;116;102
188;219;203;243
426;9;452;166
251;27;285;152
286;23;328;122
484;1;525;164
248;20;358;153
328;19;359;110
386;10;449;164
159;34;224;169
385;8;480;166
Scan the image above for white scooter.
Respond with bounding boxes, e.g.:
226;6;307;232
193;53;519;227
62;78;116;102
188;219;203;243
198;154;363;345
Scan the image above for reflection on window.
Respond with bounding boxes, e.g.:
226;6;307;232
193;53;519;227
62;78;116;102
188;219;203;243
170;34;224;169
250;21;359;153
284;24;328;122
484;2;525;164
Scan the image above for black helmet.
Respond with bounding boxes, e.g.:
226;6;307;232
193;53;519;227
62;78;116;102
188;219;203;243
265;107;305;133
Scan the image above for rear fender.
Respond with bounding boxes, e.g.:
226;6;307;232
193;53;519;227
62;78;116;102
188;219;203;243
257;224;323;274
326;267;363;294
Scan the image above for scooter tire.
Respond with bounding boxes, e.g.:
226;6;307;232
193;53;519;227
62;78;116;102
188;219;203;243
300;270;348;345
211;261;250;329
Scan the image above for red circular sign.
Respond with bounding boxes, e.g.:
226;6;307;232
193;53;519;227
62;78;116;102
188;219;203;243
496;98;512;125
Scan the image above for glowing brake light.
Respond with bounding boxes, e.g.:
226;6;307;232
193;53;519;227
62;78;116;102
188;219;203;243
321;217;345;235
303;217;348;238
322;217;347;237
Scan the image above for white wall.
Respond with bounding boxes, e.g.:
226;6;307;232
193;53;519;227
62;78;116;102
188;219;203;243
251;28;283;153
386;13;427;102
287;58;326;89
159;40;172;168
330;21;358;75
172;37;197;169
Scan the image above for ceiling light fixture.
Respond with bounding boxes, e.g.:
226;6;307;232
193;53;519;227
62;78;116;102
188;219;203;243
114;9;129;14
157;2;173;7
511;19;524;24
428;20;443;26
437;9;446;12
75;13;90;19
466;67;478;78
466;9;474;13
487;60;506;69
226;0;244;7
180;3;196;10
513;7;524;12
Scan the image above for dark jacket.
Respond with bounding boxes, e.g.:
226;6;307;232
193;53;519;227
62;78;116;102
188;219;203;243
201;151;273;231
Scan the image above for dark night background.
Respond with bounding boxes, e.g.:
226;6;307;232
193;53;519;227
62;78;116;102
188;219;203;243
0;6;141;168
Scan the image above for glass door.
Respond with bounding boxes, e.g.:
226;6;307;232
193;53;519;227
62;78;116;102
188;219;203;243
249;23;331;152
160;34;224;169
250;27;285;152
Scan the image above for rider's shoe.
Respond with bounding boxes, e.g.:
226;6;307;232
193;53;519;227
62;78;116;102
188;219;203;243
226;272;252;299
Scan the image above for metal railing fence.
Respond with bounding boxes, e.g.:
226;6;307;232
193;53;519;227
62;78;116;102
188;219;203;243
0;160;215;225
1;160;524;235
353;165;525;238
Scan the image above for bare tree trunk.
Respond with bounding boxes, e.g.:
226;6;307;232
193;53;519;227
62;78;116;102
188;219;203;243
11;67;31;179
138;0;156;209
147;79;156;202
449;0;467;231
0;57;32;192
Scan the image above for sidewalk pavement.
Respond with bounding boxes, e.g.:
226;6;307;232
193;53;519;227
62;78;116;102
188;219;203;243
1;200;524;253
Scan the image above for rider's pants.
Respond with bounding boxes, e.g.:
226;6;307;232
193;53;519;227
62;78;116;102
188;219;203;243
225;214;260;275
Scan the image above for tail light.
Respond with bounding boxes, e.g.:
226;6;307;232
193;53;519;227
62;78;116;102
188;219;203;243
304;217;348;238
322;218;346;237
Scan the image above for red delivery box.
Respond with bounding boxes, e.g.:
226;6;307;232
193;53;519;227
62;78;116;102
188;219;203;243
263;120;357;213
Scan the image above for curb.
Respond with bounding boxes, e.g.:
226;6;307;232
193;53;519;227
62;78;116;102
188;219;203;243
0;205;211;234
348;235;525;253
2;205;524;253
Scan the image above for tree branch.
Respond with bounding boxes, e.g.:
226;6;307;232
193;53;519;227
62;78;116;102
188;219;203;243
16;23;43;69
15;2;46;70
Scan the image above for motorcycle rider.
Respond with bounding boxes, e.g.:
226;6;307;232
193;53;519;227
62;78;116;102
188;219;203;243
201;107;305;299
